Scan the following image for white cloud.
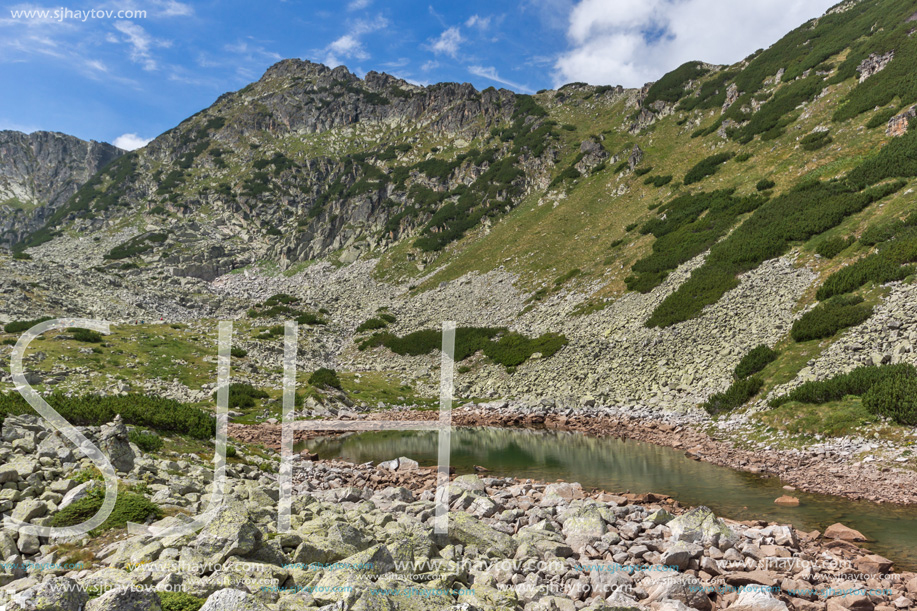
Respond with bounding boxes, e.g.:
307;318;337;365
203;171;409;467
421;59;439;72
113;133;151;150
347;0;371;10
465;14;491;29
468;65;533;93
112;20;170;71
154;0;193;17
320;17;388;67
429;26;463;58
554;0;838;88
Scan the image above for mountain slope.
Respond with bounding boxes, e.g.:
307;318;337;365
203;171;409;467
3;0;917;430
0;131;123;246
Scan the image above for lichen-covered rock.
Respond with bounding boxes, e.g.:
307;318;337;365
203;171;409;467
85;587;162;611
6;576;89;611
667;506;734;546
193;500;262;564
560;505;606;552
199;588;271;611
448;511;516;558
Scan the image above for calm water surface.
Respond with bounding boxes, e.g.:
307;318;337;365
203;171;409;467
298;427;917;570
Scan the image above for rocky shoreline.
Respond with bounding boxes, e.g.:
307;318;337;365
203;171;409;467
2;413;917;610
230;404;917;507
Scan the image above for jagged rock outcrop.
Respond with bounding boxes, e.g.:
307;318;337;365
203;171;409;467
0;131;122;245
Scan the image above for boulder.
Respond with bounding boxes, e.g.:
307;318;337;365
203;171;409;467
824;523;867;542
194;500;262;563
99;415;135;473
668;506;735;545
200;589;271;611
449;512;516;558
726;589;789;610
86;587;162;611
6;576;89;611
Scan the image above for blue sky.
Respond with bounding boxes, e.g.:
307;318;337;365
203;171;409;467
0;0;837;149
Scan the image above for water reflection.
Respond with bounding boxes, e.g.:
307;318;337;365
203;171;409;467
300;427;917;570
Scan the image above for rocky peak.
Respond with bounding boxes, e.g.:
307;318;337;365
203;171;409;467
0;130;123;246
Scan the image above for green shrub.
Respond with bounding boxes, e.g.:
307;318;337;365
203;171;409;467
866;107;899;129
643;61;709;106
800;131;833;151
158;592;206;611
634;166;653;177
702;377;763;416
309;368;342;390
215;383;269;409
771;364;917;407
815;236;855;258
68;328;103;343
846;126;917;189
483;332;567;368
129;430;164;453
230;347;248;358
817;228;917;300
626;190;763;293
49;489;162;535
862;372;917;425
644;175;673;188
13;252;31;260
734;152;753;162
755;178;776;191
647;179;901;327
734;345;778;379
359;326;566;369
104;233;168;260
4;316;53;333
683;152;735;185
0;393;214;438
790;295;873;342
356;318;388;333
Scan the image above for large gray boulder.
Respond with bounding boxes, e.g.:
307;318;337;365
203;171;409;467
86;587;162;611
194;500;262;564
667;506;735;546
199;588;271;611
6;576;89;611
99;415;135;473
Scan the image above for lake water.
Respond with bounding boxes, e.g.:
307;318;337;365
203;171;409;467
298;426;917;570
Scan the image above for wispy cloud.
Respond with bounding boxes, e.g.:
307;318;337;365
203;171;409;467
112;20;171;71
468;65;533;93
465;14;491;29
347;0;371;11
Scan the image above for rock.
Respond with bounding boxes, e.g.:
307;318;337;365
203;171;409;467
99;415;135;473
86;587;163;611
199;589;270;611
59;481;100;511
774;496;800;506
824;523;867;542
646;577;712;611
726;589;789;610
193;500;262;563
560;505;606;552
0;465;19;483
856;554;893;574
668;506;735;545
449;511;515;558
661;541;704;571
6;576;89;611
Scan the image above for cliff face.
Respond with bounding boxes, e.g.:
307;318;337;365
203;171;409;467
0;131;123;245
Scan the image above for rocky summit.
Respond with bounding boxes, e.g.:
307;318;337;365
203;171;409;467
4;0;917;608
